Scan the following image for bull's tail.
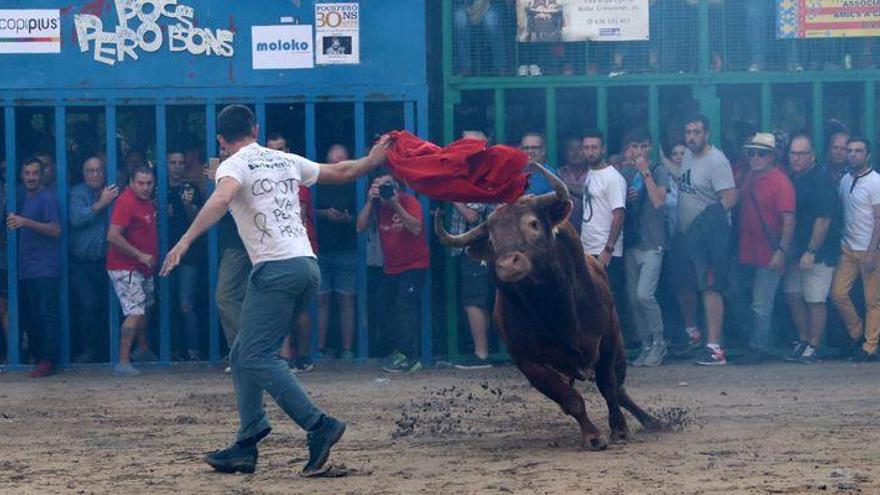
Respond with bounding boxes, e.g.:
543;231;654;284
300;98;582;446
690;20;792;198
619;386;660;430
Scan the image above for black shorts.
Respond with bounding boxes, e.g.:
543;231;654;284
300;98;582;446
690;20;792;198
459;256;492;309
668;231;731;293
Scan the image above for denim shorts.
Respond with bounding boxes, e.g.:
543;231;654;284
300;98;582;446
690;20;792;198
318;250;357;295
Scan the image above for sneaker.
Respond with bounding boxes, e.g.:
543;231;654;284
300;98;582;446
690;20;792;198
291;356;315;374
643;342;667;367
113;362;141;377
204;443;258;474
340;350;355;362
528;64;542;76
284;357;297;369
224;366;232;374
382;351;406;368
748;63;760;72
301;416;346;477
454;356;492;370
852;349;878;362
785;341;808;362
695;346;727;366
797;345;819;365
631;347;650;367
30;360;54;378
517;64;529;76
382;358;422;374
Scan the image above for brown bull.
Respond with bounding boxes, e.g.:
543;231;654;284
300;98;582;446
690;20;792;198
435;164;658;450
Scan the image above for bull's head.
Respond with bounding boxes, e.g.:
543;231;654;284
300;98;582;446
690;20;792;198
435;163;572;283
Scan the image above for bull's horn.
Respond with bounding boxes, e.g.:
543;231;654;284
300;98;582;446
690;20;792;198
532;162;570;209
434;209;488;248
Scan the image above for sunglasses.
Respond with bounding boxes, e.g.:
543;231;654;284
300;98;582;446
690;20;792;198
747;149;771;158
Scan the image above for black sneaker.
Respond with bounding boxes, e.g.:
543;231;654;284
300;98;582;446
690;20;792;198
784;341;807;362
204;444;258;474
797;345;819;364
454;356;493;370
852;349;878;362
291;357;315;374
695;346;727;366
301;416;347;477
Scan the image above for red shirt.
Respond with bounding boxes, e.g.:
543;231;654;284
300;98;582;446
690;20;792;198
378;192;430;275
106;188;159;274
738;167;795;267
300;186;319;254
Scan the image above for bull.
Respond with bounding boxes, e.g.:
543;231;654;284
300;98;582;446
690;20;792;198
435;164;658;450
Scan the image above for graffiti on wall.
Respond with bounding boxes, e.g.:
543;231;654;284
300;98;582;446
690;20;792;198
74;0;234;65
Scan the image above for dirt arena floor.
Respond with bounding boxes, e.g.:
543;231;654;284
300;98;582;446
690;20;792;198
1;360;878;494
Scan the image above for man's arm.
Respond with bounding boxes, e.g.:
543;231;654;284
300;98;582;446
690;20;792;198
453;202;480;224
107;224;152;268
317;136;390;184
799;217;830;269
7;214;60;238
606;207;625;249
719;188;738;210
69;188;98;228
770;211;796;271
160;177;240;276
643;172;667;209
391;197;422;235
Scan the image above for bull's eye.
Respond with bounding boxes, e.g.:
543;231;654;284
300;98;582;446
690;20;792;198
529;219;540;231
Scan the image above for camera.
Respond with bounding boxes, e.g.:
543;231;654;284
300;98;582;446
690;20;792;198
378;182;396;200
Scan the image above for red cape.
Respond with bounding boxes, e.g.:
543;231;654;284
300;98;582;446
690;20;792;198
385;131;529;203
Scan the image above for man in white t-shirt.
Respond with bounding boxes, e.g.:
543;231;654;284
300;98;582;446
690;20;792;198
160;105;390;476
580;129;627;296
830;136;880;362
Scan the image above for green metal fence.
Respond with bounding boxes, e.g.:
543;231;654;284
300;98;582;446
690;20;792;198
440;0;880;362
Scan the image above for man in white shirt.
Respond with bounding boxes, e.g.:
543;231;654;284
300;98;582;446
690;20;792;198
160;105;391;476
830;136;880;362
580;129;627;297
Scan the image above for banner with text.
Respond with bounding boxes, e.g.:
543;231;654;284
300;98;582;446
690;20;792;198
778;0;880;39
0;9;60;54
315;2;359;64
516;0;648;43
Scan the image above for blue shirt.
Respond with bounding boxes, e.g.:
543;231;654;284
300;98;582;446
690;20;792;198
525;163;557;195
18;187;61;279
69;183;109;261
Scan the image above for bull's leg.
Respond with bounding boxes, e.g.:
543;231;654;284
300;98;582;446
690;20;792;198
519;361;608;451
595;350;630;442
612;344;661;430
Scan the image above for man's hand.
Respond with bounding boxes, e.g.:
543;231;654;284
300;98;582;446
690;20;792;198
138;252;157;271
6;213;27;230
181;188;194;206
368;182;381;200
865;251;878;274
769;250;786;271
598;250;612;267
98;185;119;207
323;208;351;223
367;135;392;167
634;156;650;173
160;240;190;277
626;187;638;204
799;252;815;270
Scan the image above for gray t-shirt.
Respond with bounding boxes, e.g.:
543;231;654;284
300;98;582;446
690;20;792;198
677;146;735;232
622;164;670;250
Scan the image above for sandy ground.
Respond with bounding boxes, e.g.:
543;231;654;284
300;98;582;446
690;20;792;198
1;360;878;494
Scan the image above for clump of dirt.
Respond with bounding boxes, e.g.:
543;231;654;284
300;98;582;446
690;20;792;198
392;381;529;439
648;407;699;432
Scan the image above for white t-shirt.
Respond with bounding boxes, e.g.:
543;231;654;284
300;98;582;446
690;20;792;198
216;142;321;264
580;165;627;257
839;169;880;251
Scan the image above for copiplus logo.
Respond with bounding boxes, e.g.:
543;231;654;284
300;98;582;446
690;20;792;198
0;15;58;34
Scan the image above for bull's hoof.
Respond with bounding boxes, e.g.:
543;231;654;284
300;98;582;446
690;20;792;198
582;435;608;451
610;428;631;443
641;418;663;432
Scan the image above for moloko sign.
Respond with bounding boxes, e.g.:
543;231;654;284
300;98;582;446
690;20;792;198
251;24;314;70
74;0;234;66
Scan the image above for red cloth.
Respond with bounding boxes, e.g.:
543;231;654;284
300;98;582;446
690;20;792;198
299;186;319;254
378;193;430;275
385;131;530;203
738;167;795;267
106;188;159;275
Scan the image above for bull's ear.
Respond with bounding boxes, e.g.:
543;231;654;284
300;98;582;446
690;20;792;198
547;199;573;228
465;238;495;262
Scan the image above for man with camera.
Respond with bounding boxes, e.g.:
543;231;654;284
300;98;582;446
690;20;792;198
356;169;430;373
168;149;205;361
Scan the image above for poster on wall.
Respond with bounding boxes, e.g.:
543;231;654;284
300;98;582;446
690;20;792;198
0;9;60;54
516;0;649;43
778;1;880;39
252;24;314;69
315;2;359;64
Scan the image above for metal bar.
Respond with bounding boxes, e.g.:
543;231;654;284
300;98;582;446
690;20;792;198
493;88;506;144
255;101;266;146
106;101;120;365
442;87;459;362
545;86;558;168
55;103;70;367
442;0;453;85
864;81;876;147
597;86;608;135
416;93;433;366
699;0;711;76
648;85;660;163
155;103;170;365
205;101;220;363
354;101;368;361
4;103;19;367
812;82;824;161
304;101;317;360
761;82;772;131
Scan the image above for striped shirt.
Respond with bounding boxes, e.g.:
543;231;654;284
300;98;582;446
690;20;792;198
69;183;110;261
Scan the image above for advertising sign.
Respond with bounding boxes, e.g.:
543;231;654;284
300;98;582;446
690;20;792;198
252;24;314;70
516;0;649;43
315;2;359;64
0;9;60;54
778;0;880;39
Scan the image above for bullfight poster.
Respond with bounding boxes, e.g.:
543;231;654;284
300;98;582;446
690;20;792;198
778;0;880;39
315;2;360;64
516;0;649;43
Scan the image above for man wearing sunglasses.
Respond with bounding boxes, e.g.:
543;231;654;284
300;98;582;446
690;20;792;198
830;137;880;362
729;133;795;364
